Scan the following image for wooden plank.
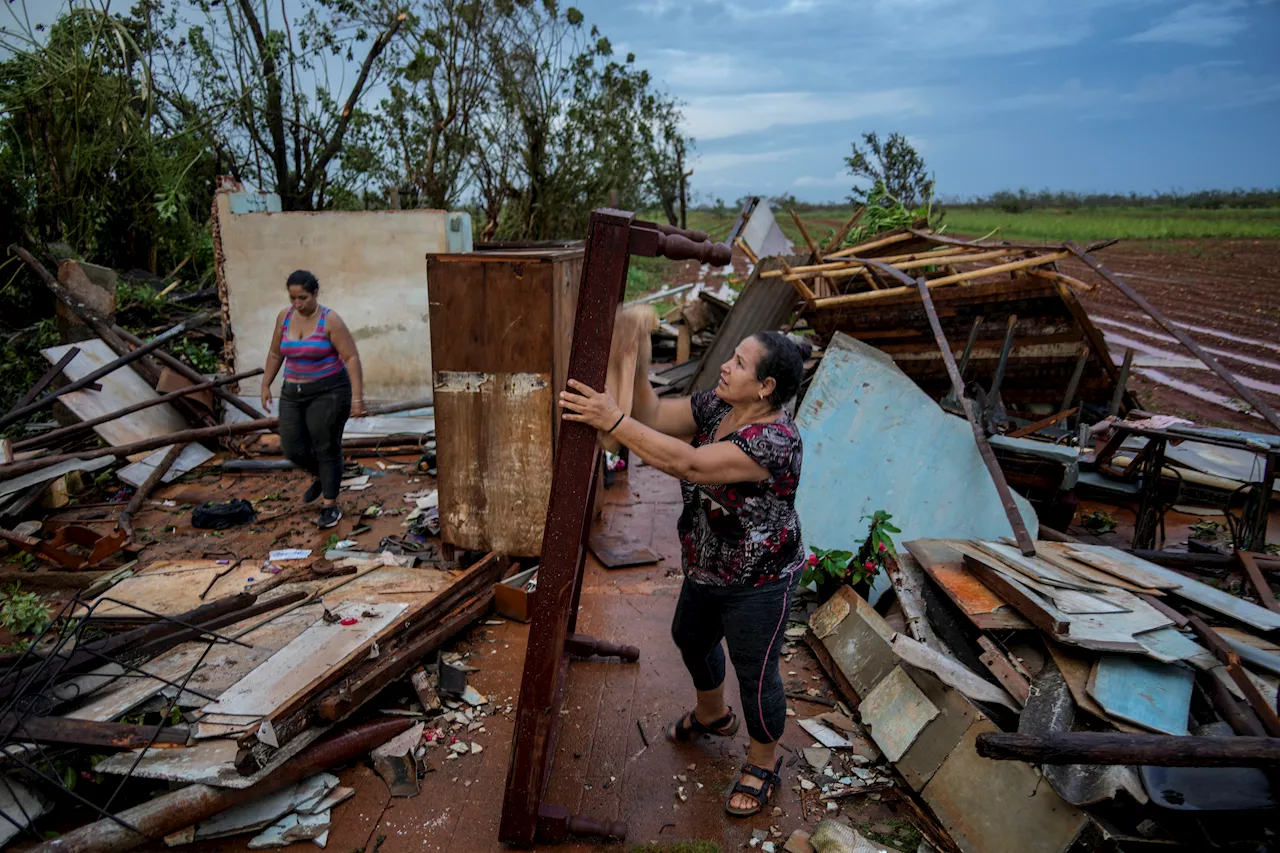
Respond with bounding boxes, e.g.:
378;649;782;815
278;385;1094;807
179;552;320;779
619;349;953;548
904;539;1031;630
1035;543;1161;594
7;347;79;416
976;636;1030;706
889;633;1019;711
962;553;1069;635
814;252;1071;307
1073;546;1280;632
1043;642;1145;734
1087;655;1194;735
884;552;946;652
84;561;262;618
201;602;407;718
500;209;634;847
1238;551;1280;614
1064;545;1183;591
40;339;190;447
973;541;1109;592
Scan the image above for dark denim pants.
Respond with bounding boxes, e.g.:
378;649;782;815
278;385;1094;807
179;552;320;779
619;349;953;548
278;370;352;500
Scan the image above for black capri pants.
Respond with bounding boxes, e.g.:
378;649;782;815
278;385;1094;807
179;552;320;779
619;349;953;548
277;370;352;500
670;573;799;744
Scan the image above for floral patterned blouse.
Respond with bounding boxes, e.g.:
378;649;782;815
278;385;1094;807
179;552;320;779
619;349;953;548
678;390;804;587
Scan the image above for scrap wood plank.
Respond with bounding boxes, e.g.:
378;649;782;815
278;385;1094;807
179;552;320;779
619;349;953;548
1087;655;1194;736
976;636;1030;706
1062;545;1181;591
201;602;407;720
888;632;1019;711
1072;546;1280;633
1034;543;1162;595
962;551;1069;635
40;339;191;448
0;715;188;750
1043;642;1146;734
858;665;939;762
973;541;1109;593
904;539;1031;630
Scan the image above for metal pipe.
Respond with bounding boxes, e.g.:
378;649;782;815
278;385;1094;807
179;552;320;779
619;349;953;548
0;311;213;430
34;717;413;853
13;370;264;451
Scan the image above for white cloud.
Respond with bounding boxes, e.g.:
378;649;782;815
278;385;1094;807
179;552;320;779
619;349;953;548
682;89;927;141
694;147;815;172
1125;2;1248;46
793;171;848;188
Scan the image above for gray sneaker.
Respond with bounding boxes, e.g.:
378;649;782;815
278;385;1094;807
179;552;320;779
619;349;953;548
317;505;342;529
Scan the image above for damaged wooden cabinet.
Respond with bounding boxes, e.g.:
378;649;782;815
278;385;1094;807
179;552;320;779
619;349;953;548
426;248;584;557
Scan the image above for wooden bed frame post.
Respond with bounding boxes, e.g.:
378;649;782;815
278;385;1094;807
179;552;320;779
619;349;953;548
500;209;735;847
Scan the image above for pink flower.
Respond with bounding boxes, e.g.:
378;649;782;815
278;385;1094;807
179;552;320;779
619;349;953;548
878;542;887;553
863;560;876;572
807;553;819;566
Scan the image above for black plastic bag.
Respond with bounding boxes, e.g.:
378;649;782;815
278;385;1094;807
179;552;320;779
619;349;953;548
192;499;257;530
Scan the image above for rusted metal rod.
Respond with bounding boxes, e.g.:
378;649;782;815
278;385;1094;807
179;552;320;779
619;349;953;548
118;443;186;541
6;347;80;418
112;325;266;421
14;370;263;450
32;717;413;853
1067;242;1280;431
0;310;213;430
869;259;1036;555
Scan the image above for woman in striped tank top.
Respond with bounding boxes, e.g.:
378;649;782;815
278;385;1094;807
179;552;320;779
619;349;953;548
260;270;367;528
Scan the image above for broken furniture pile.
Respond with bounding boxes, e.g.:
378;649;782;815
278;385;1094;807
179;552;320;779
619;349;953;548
0;548;514;849
786;316;1278;852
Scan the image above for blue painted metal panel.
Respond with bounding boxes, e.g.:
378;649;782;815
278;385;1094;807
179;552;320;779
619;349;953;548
795;333;1038;601
1091;654;1193;736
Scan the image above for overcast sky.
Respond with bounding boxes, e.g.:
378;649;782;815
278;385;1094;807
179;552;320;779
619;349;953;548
575;0;1280;203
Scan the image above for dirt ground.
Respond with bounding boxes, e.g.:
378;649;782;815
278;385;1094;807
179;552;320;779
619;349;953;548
1066;238;1280;431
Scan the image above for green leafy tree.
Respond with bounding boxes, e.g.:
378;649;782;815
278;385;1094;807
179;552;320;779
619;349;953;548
168;0;407;210
845;131;933;209
377;0;491;210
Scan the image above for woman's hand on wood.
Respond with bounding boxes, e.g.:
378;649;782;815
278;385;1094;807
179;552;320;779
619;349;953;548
560;380;623;432
351;399;368;418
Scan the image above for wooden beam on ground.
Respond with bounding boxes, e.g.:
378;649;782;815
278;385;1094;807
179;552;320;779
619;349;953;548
976;731;1280;767
1186;614;1280;737
113;325;267;421
976;636;1030;706
1067;242;1280;431
0;715;188;750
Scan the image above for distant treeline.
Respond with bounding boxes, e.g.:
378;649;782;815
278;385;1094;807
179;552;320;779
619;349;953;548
942;188;1280;213
696;189;1280;215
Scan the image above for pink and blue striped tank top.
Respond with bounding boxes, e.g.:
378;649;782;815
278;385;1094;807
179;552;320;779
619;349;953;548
280;306;344;382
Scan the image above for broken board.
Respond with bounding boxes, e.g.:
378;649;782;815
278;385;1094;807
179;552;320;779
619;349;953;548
42;339;189;447
903;540;1031;630
588;531;661;569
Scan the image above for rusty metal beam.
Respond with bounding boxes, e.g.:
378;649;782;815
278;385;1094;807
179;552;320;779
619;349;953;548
1067;242;1280;431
